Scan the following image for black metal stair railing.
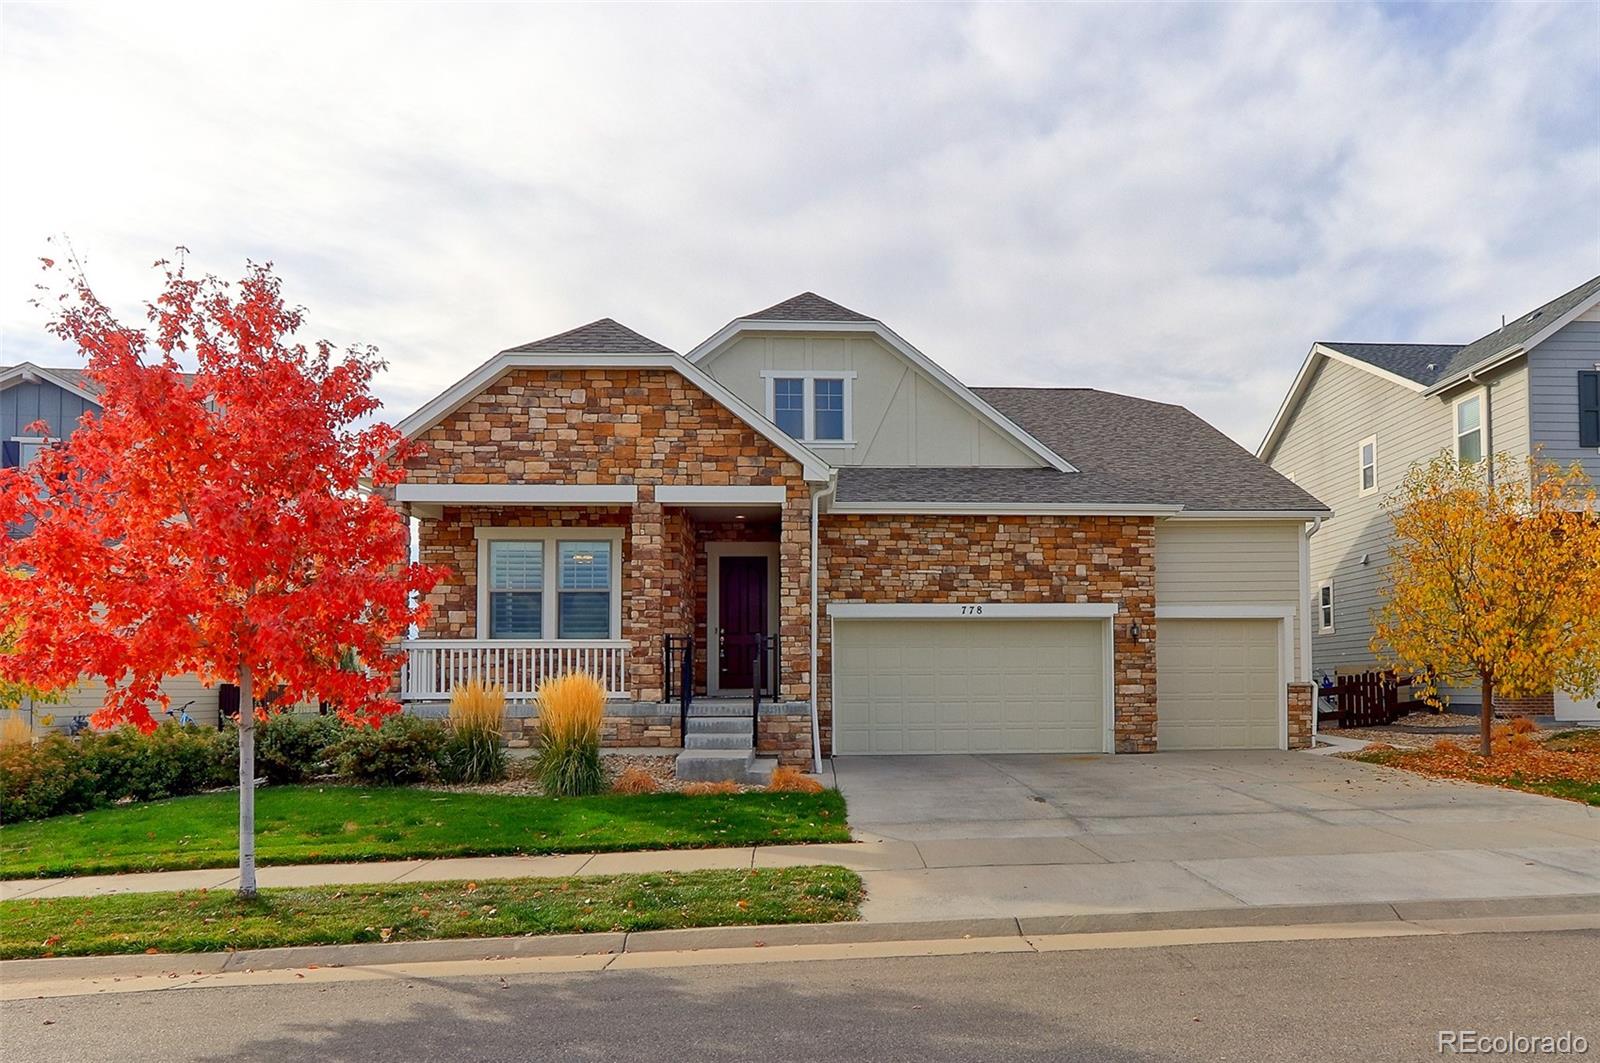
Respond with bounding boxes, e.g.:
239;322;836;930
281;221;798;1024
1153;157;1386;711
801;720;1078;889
663;635;695;742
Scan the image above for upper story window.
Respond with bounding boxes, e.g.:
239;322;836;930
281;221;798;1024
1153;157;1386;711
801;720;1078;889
1579;370;1600;449
772;378;805;438
479;529;621;641
1358;435;1378;496
1454;394;1483;464
762;371;855;445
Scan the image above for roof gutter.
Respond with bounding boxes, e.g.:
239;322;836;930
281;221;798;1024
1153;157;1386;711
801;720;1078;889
1422;346;1525;396
1302;515;1323;746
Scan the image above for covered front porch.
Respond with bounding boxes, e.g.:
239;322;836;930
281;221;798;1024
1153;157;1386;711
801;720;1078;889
394;483;816;765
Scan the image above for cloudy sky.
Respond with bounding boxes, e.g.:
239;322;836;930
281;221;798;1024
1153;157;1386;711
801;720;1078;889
2;2;1597;448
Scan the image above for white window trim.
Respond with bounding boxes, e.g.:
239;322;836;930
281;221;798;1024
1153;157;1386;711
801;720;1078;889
1453;390;1485;464
473;527;624;640
760;370;856;444
1318;581;1335;633
1357;435;1378;497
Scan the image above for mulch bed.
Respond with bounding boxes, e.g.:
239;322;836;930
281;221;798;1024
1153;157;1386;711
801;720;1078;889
427;753;756;797
1339;722;1600;804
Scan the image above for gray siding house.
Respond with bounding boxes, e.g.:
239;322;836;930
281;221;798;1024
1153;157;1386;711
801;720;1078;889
1;362;224;728
1258;275;1600;723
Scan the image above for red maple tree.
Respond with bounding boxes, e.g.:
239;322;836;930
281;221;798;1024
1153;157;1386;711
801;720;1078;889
0;253;440;895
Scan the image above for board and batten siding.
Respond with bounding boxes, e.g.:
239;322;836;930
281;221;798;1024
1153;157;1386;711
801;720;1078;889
700;332;1040;467
1154;520;1305;679
1528;316;1600;477
0;376;97;443
1264;354;1529;683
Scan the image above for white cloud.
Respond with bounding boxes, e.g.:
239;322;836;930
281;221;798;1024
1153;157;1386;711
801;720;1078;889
1;2;1595;447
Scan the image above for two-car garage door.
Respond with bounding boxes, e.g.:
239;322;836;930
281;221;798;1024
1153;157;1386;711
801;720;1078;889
831;614;1285;754
832;619;1106;754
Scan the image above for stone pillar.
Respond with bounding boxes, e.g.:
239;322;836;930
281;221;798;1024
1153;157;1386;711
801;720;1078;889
777;482;813;703
1112;519;1158;753
626;490;665;702
1287;681;1315;749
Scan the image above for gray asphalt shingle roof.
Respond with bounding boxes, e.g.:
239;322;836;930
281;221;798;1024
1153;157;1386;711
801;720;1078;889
503;318;675;355
742;292;875;322
834;388;1327;513
1316;343;1463;387
1319;274;1600;387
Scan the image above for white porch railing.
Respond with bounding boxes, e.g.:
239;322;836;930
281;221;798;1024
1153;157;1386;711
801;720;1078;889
400;640;631;701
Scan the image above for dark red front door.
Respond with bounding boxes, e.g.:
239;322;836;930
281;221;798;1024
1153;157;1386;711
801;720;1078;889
718;556;768;690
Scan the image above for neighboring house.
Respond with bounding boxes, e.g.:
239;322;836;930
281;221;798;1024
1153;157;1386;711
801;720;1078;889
1259;274;1600;723
1;362;222;728
394;293;1328;770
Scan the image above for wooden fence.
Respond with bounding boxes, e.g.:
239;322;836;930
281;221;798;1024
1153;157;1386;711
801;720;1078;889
1330;671;1412;729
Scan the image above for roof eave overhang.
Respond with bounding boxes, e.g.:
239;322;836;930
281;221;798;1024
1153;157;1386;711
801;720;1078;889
0;362;103;408
1166;509;1331;521
396;350;833;483
686;318;1077;474
826;502;1184;517
1422;346;1525;396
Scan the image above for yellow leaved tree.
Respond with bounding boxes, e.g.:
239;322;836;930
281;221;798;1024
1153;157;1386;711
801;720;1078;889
1372;453;1600;756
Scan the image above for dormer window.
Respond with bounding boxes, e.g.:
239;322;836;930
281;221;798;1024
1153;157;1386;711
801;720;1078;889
761;371;855;445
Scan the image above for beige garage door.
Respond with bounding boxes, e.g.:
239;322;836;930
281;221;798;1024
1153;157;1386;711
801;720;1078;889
832;619;1106;754
1156;618;1281;750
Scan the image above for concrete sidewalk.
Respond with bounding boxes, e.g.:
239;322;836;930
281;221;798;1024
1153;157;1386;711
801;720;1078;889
0;843;880;901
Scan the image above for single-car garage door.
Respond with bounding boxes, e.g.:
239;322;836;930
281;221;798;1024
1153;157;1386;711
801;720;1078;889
1156;618;1281;750
832;619;1106;754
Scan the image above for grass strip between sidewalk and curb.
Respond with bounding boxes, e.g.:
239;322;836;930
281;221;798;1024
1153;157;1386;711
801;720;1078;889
0;786;851;880
0;866;865;960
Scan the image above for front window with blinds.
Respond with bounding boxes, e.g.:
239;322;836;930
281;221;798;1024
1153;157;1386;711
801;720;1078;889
558;540;612;638
488;540;543;638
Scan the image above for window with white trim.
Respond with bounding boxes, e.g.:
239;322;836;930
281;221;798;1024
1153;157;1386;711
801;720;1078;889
557;540;612;639
1454;394;1483;464
1358;435;1378;496
1318;582;1335;632
488;541;543;638
762;372;854;444
478;529;621;640
771;378;805;438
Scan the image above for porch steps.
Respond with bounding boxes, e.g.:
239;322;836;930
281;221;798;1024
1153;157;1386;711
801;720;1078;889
675;707;775;784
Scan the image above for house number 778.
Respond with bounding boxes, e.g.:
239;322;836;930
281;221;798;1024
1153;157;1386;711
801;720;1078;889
960;605;984;615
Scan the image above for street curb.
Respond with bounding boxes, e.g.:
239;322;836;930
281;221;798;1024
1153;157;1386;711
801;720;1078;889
4;893;1596;983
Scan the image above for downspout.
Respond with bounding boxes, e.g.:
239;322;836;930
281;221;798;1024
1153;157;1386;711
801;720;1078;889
808;474;837;773
1303;516;1322;744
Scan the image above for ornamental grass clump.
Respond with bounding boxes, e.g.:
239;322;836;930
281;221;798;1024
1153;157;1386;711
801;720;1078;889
535;672;604;796
0;711;32;748
441;679;508;784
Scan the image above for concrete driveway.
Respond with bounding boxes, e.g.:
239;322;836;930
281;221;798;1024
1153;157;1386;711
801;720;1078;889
825;751;1600;922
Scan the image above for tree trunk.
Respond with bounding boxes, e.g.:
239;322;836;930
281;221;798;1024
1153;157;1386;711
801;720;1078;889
1479;671;1494;758
237;663;257;899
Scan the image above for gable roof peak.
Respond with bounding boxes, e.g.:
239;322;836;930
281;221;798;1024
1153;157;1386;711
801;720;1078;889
503;317;675;355
742;292;875;323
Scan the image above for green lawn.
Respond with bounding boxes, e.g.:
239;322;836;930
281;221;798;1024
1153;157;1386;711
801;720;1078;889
0;866;864;959
0;786;850;880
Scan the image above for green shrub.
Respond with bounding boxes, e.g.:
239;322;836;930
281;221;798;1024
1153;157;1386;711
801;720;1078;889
0;735;98;821
327;713;446;785
256;713;342;784
80;723;235;804
535;673;604;797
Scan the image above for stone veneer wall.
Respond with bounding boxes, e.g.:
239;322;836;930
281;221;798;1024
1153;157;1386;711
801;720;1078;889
405;367;813;704
1493;691;1554;718
1287;682;1314;750
818;514;1158;755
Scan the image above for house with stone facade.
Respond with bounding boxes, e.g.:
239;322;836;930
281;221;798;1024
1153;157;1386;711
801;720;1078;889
1259;273;1600;724
393;293;1329;777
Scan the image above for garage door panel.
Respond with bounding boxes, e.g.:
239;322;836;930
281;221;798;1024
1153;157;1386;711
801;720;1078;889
833;618;1105;755
1157;618;1281;751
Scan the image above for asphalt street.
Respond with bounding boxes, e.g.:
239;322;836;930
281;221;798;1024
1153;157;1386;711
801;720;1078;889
4;929;1596;1062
